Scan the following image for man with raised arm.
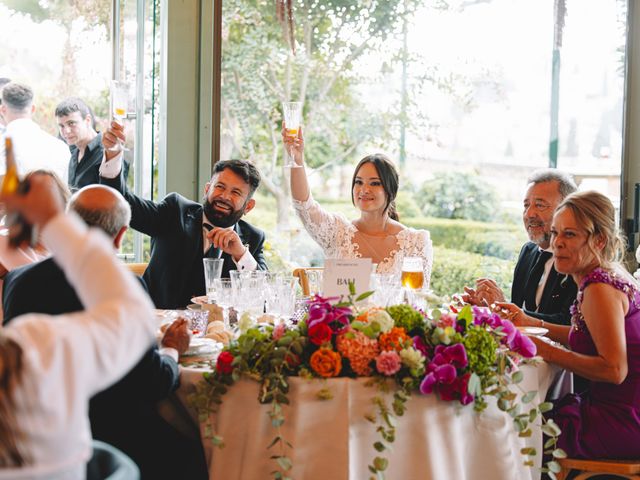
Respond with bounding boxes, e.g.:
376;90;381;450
3;183;207;479
0;173;155;477
99;121;267;308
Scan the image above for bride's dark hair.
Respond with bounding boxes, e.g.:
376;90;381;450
351;154;400;221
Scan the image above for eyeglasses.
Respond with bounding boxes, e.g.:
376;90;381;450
523;201;552;212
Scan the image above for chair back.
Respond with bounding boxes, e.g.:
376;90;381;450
292;267;323;297
86;440;140;480
124;262;148;276
557;457;640;480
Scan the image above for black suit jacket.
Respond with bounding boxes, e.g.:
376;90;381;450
511;242;577;326
1;258;205;479
101;172;267;309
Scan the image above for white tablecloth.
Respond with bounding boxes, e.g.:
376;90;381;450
166;361;563;480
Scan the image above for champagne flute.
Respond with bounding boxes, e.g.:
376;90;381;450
110;80;130;152
282;101;302;168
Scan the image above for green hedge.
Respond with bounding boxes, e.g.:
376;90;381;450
405;217;526;261
430;245;514;299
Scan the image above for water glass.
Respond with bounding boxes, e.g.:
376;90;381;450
265;275;297;322
183;309;208;338
203;258;224;303
371;273;404;307
230;270;266;316
306;269;323;297
214;278;235;328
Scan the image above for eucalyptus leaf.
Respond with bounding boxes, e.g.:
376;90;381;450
552;448;567;459
356;290;375;301
548;460;561;473
511;370;524;384
538;401;553;413
373;457;388;471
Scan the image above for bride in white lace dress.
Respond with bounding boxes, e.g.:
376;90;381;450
283;126;433;286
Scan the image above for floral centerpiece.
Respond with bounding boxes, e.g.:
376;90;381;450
191;289;565;480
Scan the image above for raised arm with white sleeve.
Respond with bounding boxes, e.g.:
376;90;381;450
1;209;155;478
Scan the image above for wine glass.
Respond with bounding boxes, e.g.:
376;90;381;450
214;278;235;329
203;258;224;303
110;80;130;152
282;101;303;168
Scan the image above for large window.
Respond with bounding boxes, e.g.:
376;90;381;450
0;0;161;261
221;0;627;295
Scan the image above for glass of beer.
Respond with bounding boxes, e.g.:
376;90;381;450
401;257;424;290
282;101;302;168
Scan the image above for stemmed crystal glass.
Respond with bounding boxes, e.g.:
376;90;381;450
282;101;303;168
214;278;235;329
110;80;130;152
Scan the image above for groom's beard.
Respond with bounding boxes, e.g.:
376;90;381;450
203;198;246;228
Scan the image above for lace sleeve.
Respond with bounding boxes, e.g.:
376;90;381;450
292;193;350;253
419;230;434;289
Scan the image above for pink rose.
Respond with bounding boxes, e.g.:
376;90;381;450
376;350;402;376
272;323;287;341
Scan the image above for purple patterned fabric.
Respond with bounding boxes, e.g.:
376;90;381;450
552;267;640;459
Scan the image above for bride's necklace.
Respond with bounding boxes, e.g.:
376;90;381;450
354;217;391;237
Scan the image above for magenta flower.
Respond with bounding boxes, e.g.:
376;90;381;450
412;335;431;359
419;343;469;397
510;331;537;358
307;295;352;333
432;343;468;369
438;373;474;405
376;351;402;376
472;306;502;329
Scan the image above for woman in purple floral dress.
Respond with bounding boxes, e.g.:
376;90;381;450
512;190;640;458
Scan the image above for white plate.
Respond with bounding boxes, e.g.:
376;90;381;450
182;337;221;357
517;326;549;337
191;295;210;305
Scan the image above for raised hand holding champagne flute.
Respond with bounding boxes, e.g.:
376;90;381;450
282;101;303;168
108;80;129;153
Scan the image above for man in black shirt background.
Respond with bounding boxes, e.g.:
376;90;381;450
55;97;128;190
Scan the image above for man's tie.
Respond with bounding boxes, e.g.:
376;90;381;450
203;223;221;259
523;250;553;312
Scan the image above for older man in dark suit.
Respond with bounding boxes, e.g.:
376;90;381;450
99;121;267;309
2;184;207;479
464;169;578;326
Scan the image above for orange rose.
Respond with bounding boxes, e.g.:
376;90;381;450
378;327;410;352
310;348;342;378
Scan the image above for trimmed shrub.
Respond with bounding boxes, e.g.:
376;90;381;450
429;245;514;299
405;217;526;261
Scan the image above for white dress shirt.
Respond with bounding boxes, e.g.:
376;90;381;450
0;119;69;181
0;213;155;479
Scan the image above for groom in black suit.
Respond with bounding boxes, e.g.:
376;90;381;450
465;169;578;326
100;122;267;308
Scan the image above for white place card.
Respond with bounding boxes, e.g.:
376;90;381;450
323;258;372;298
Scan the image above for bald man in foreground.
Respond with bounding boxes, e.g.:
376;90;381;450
2;185;208;479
